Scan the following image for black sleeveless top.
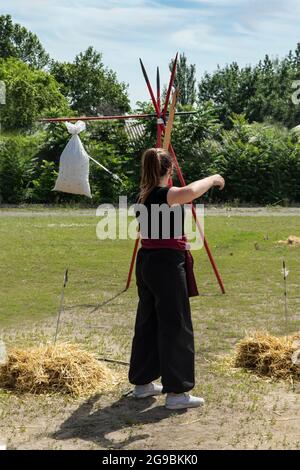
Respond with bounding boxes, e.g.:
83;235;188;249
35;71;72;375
135;186;185;239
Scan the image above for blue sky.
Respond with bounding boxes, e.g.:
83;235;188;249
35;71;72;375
3;0;300;106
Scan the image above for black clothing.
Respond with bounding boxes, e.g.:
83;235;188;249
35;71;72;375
129;186;195;394
135;186;185;239
129;248;195;393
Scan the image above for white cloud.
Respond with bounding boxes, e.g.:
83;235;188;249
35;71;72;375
171;24;224;51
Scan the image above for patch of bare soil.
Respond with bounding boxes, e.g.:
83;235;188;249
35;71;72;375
1;383;300;450
1;276;300;449
2;206;300;218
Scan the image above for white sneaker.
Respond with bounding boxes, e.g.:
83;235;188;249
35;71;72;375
132;382;163;399
165;393;205;410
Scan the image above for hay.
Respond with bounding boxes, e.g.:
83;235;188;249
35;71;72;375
277;235;300;246
234;331;300;380
0;343;117;397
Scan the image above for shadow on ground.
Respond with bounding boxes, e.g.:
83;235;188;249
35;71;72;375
52;394;186;449
65;289;127;314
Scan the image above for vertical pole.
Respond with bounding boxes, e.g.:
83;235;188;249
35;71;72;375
163;89;178;150
54;268;69;344
140;59;161;116
156;66;162;148
125;235;140;291
282;259;288;333
162;53;178;118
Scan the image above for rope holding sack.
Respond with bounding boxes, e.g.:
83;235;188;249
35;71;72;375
65;120;86;135
88;155;123;184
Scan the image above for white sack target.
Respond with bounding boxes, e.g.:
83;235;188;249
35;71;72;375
54;121;92;198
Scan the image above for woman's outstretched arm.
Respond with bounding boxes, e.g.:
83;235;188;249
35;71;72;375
167;175;225;206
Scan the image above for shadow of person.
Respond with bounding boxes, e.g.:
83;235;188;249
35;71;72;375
52;393;186;449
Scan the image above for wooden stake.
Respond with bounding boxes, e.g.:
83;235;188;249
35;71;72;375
54;268;69;344
282;259;289;333
163;88;179;150
156;66;162;147
162;52;178;118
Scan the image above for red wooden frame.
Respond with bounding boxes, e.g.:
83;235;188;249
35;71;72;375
41;54;225;294
125;55;225;294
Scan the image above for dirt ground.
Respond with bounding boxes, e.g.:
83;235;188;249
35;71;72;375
1;206;300;218
2;387;300;450
1;308;300;451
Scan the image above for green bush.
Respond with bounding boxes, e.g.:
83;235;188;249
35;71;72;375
0;139;23;203
0;133;44;203
1;113;300;206
24;160;58;203
204;115;300;204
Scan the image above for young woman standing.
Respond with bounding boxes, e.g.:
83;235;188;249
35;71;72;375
129;148;225;410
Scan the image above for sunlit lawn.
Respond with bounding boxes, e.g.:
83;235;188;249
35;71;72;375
1;209;300;339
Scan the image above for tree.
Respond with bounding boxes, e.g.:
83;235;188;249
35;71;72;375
169;53;196;106
50;47;130;115
0;58;70;131
198;62;257;128
198;44;300;129
0;15;49;69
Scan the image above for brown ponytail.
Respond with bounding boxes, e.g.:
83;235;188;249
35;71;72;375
138;148;173;203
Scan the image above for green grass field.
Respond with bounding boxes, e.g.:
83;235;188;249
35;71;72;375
1;208;300;334
2;208;300;449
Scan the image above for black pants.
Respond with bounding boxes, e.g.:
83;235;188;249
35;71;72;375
129;248;195;394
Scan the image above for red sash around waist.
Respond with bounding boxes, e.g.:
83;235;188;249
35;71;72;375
140;237;199;297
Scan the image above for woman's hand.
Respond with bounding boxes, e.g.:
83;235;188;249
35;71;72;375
212;174;225;190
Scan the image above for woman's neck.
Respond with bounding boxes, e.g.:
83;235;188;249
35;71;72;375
158;175;169;187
